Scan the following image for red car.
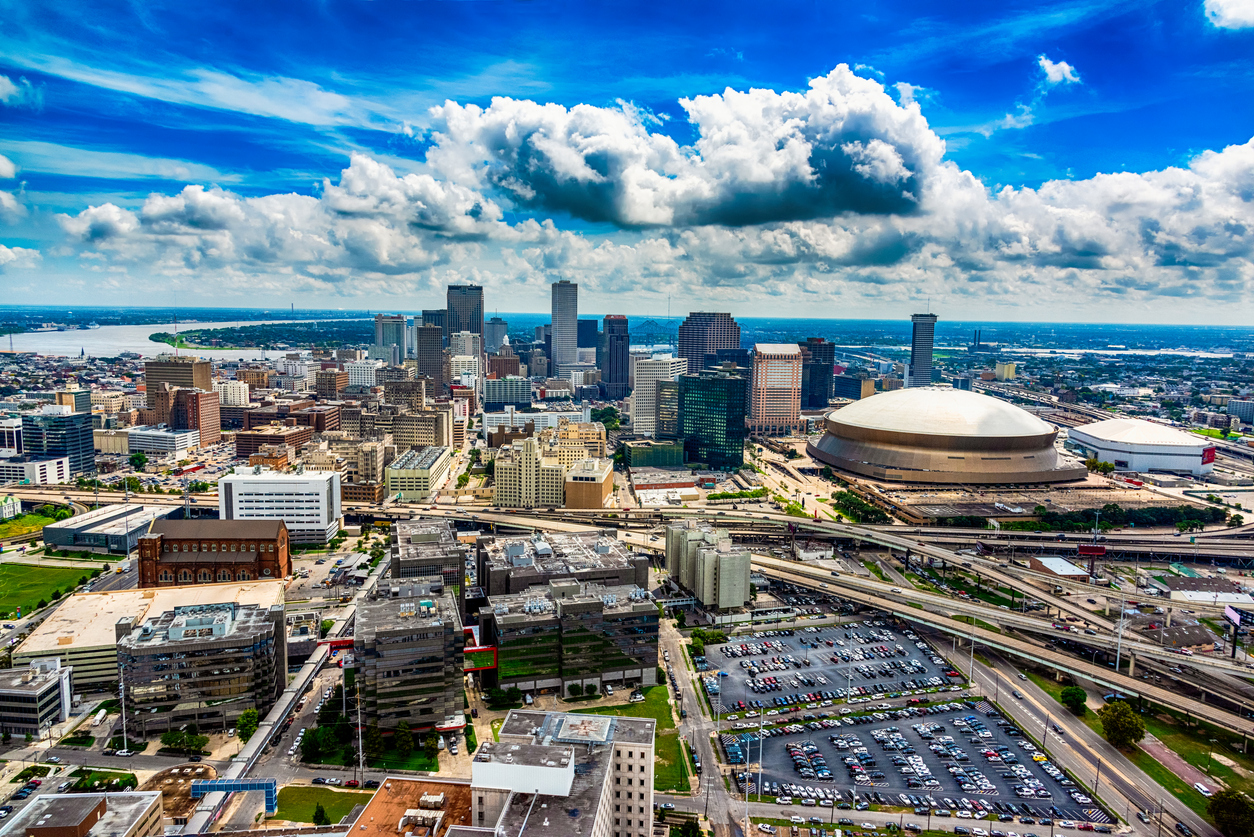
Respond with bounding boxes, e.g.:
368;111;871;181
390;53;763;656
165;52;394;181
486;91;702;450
345;780;360;788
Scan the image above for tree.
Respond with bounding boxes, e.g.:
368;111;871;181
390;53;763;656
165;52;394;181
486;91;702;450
1097;700;1145;748
1059;686;1088;716
395;721;413;758
312;804;331;826
1231;514;1246;528
505;686;522;704
50;589;61;600
2;731;10;745
364;724;385;760
36;599;47;610
677;822;702;837
237;709;259;743
128;452;148;470
300;730;323;763
1208;789;1254;837
568;683;583;697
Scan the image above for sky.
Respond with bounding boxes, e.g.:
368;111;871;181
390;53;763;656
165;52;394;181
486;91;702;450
0;0;1252;323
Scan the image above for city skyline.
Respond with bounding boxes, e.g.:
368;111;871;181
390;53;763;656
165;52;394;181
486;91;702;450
0;1;1252;322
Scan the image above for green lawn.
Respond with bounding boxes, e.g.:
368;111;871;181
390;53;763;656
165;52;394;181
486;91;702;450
572;686;688;791
11;765;50;783
0;564;87;618
365;748;438;771
0;514;55;539
69;767;137;791
863;560;888;581
273;787;374;824
61;734;94;747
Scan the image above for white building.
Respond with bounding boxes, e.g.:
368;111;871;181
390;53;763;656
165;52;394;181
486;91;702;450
0;416;20;456
450;330;482;358
551;279;578;371
483;404;592;433
346;359;385;388
212;379;250;407
127;426;200;455
219;468;342;543
1068;418;1216;476
0;457;71;485
628;355;687;436
385;446;451;501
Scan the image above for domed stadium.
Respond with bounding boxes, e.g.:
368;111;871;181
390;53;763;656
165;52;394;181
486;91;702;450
806;387;1087;484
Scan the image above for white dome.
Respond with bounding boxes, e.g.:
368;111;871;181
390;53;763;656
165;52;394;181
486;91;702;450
828;387;1053;439
1070;418;1210;449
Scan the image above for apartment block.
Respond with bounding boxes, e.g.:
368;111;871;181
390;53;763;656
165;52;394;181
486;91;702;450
213;379;250;407
493;438;566;509
219;468;341;543
664;519;751;612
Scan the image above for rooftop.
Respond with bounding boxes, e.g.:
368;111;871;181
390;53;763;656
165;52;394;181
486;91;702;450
17;580;286;655
145;518;286;540
0;792;161;837
481;531;636;575
1070;418;1213;449
356;585;462;636
1032;556;1090;577
753;343;803;356
390;446;450;471
119;602;277;650
43;504;173;536
828;387;1055;439
487;581;654;624
0;660;67;694
347;777;473;837
498;708;656;746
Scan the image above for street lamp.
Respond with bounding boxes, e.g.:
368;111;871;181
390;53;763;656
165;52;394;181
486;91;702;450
1206;739;1218;777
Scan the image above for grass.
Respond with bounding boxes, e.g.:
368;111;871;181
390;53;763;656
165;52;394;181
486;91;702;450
107;735;148;752
572;686;688;791
272;786;375;824
0;564;88;617
466;724;478;754
0;513;55;539
60;734;94;747
69;767;137;791
366;748;438;771
11;765;50;783
951;615;1001;634
1129;709;1254;821
490;718;503;741
863;560;888;581
1024;672;1104;735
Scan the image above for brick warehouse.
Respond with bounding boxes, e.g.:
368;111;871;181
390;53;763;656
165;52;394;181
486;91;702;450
137;519;291;587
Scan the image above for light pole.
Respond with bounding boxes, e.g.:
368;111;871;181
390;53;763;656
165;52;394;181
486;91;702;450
1206;739;1218;777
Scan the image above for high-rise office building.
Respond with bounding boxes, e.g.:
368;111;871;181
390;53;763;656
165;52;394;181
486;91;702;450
908;313;938;387
22;406;95;475
600;314;630;400
677;312;740;375
414;323;446;390
679;369;747;469
421;309;446;347
485;316;508;352
577;318;599;349
451;330;482;358
799;337;836;410
172;389;221;446
629;355;687;437
655;380;680;440
749;344;803;435
374;313;408;355
219;469;342;543
550;280;578;370
446;285;484;342
143;357;211;409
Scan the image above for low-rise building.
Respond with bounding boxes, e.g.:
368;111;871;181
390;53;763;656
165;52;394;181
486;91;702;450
0;456;71;485
117;600;286;735
390;520;470;594
0;793;163;837
233;423;314;457
219;468;341;543
621;439;684;468
385;446;451;501
0;659;72;737
476;531;649;596
126;425;201;456
1028;555;1090;579
565;458;614;509
43;504;174;555
137;519;290;587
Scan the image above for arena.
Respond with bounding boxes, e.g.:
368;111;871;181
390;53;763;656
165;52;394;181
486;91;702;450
1067;417;1216;476
806;387;1088;485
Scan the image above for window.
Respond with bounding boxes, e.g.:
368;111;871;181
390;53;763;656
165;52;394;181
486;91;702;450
178;570;192;582
198;570;211;582
218;570;231;581
237;571;250;581
250;543;256;552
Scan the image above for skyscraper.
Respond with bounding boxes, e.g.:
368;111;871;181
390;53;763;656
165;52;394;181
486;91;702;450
446;284;483;342
600;314;630;400
799;337;836;410
22;407;95;475
143;357;211;409
749;344;803;435
374;313;407;355
655;380;680;440
677;312;740;375
908;313;938;388
550;279;578;370
485;316;508;352
414;323;446;391
679;370;748;469
630;355;687;436
577;318;599;349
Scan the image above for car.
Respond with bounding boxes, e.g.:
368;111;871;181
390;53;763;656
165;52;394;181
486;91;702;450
660;803;676;811
757;826;777;834
1194;782;1213;797
1175;824;1194;837
312;777;327;785
1013;691;1023;699
364;780;381;789
1137;813;1151;824
115;749;135;757
1017;673;1027;681
46;756;61;764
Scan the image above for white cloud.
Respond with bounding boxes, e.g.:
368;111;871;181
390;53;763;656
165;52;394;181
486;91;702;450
0;244;40;270
1205;0;1254;28
0;140;235;183
1038;54;1081;85
52;69;1254;315
0;154;15;179
0;74;40;108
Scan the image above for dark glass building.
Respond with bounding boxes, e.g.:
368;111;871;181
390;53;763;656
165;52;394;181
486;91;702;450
655;380;680;440
678;370;747;469
446;284;484;342
800;337;836;410
600;315;630;400
21;409;94;475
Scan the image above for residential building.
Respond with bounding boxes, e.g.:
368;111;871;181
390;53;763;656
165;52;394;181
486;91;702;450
118;600;286;734
451;330;482;358
382;379;427;411
908;313;938;387
484;377;531;411
677;312;740;376
664;519;751;611
493;438;566;509
143;357;211;408
213;379;250;406
0;793;163;837
628;355;687;437
137;519;290;587
600;314;630;399
172;389;220;446
799;337;835;409
126;425;200;456
488;348;521;379
749;343;803;435
485;316;509;353
446;284;484;342
386;446;451;501
21;406;94;475
314;369;348;399
219;468;341;543
833;374;876;400
346;359;385;388
375;313;408;355
483;404;592;433
479;582;657;695
565;458;613;509
0;494;19;521
235;366;274;389
679;369;747;469
475;531;649;596
56;386;92;413
1230;399;1254;424
0;659;72;737
90;391;130;413
995;360;1017;381
551;279;579;370
621;439;684;468
354;583;464;731
12;580;286;690
0;456;70;485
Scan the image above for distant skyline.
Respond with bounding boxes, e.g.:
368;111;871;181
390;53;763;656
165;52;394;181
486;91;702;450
0;0;1252;323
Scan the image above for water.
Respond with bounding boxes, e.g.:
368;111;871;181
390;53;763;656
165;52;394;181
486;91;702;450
7;320;323;361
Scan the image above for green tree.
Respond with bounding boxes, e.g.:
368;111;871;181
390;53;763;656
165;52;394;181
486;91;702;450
395;721;413;758
1059;686;1088;716
677;821;702;837
160;730;186;752
312;804;331;826
1231;514;1246;527
236;708;259;743
50;589;61;600
129;451;148;470
320;619;334;638
36;599;47;610
300;730;323;763
364;724;385;760
1096;700;1145;748
568;683;583;697
505;686;522;704
1208;789;1254;837
1;731;9;745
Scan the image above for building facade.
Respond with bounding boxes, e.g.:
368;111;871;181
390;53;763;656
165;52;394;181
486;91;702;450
212;379;250;407
551;280;578;370
446;284;484;342
143;357;211;408
664;519;751;611
493;438;566;509
386;446;451;501
21;407;94;475
628;356;687;437
600;314;630;400
676;312;740;377
799;337;835;410
138;519;290;587
678;370;747;469
749;344;803;435
0;659;72;737
908;313;938;387
564;458;613;509
219;469;341;543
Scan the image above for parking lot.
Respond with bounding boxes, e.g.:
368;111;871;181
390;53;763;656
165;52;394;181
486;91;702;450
701;621;964;713
729;701;1113;826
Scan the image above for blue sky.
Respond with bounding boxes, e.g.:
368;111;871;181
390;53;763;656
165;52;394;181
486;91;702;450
0;0;1252;321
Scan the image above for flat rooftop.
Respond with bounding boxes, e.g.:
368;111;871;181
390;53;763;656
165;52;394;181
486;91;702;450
356;586;462;635
390;447;449;470
0;792;160;837
482;531;636;574
1032;556;1089;577
17;580;286;655
44;504;172;536
498;709;656;746
487;582;654;624
347;777;473;837
0;663;65;695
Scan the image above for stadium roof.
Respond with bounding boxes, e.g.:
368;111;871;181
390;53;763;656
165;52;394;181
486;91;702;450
1070;418;1211;448
828;387;1053;439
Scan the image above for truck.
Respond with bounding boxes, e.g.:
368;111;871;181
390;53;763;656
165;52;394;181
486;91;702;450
91;708;106;727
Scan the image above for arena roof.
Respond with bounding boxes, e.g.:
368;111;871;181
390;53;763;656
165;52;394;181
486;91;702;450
829;388;1054;438
1069;418;1211;448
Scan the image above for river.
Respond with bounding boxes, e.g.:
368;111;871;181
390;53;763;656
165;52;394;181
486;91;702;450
7;320;339;361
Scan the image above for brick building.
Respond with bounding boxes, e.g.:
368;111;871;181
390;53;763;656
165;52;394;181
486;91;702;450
234;422;314;456
137;519;291;587
315;369;348;399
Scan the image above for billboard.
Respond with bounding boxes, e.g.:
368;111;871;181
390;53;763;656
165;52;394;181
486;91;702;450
1203;447;1217;465
1224;605;1254;626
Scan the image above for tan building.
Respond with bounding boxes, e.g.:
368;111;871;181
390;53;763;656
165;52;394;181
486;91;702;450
314;369;348;399
539;420;607;467
564;458;613;509
995;360;1017;381
493;437;566;508
236;367;274;388
234;422;313;456
249;444;289;469
93;428;130;455
750;343;803;434
144;357;211;408
90;391;130;412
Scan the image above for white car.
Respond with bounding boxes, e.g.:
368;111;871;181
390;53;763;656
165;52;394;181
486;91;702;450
1194;783;1213;797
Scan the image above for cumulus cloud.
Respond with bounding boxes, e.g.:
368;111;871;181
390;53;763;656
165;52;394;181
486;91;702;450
0;74;40;108
1205;0;1254;28
0;154;15;179
54;68;1254;312
0;244;40;270
1038;55;1081;85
